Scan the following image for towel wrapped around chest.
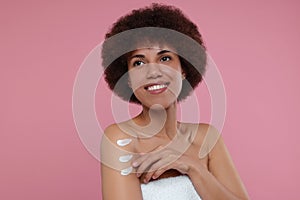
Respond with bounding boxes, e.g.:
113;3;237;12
140;175;202;200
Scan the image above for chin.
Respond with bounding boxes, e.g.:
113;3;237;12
134;89;180;110
141;99;177;110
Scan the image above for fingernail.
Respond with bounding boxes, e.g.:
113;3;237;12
132;162;138;167
143;178;148;183
136;173;141;177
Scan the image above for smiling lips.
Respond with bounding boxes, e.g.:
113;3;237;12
144;82;169;94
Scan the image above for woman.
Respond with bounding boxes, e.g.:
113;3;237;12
100;3;249;200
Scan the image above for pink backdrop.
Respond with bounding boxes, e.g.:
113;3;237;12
1;0;299;199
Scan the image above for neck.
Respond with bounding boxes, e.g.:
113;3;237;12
138;102;178;140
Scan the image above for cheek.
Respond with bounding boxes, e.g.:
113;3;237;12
170;73;183;97
128;70;145;91
161;67;183;97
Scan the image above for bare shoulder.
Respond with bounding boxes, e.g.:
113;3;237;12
101;123;143;200
181;123;249;198
103;123;131;141
179;122;220;152
101;123;136;168
179;122;219;136
102;122;137;149
179;122;228;162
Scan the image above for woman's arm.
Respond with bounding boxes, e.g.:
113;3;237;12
132;124;249;200
101;164;143;200
188;125;249;199
101;124;143;200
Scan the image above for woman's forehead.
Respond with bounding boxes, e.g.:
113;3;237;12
129;43;178;55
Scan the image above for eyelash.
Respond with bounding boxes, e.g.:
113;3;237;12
131;55;172;67
160;56;171;62
133;60;145;66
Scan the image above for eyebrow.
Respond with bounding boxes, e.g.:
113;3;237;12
129;54;145;59
157;49;171;55
128;49;172;60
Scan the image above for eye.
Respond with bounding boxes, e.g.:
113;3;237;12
133;60;145;67
160;56;171;62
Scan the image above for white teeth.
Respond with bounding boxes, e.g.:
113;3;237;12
147;84;167;91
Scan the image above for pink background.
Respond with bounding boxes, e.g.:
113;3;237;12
1;0;299;199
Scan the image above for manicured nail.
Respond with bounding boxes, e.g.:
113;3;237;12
132;162;138;167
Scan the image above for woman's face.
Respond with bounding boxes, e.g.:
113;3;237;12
127;44;183;109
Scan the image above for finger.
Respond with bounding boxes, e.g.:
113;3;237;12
132;154;150;177
152;166;170;179
143;156;174;182
132;145;164;166
143;160;170;183
137;147;172;173
135;154;161;175
142;170;156;184
148;157;171;173
141;159;169;183
132;153;149;168
133;146;168;177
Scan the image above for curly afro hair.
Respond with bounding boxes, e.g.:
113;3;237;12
102;3;207;104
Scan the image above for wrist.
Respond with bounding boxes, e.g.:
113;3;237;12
186;159;206;177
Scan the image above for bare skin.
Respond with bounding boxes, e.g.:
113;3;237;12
101;47;249;200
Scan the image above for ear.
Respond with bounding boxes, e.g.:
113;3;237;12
181;72;186;80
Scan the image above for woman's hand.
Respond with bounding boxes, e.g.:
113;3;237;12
132;145;196;183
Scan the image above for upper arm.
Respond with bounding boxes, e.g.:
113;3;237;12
101;124;143;200
207;126;249;199
101;164;143;200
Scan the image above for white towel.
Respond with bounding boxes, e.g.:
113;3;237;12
141;175;202;200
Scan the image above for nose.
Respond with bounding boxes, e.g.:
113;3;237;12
146;63;162;79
